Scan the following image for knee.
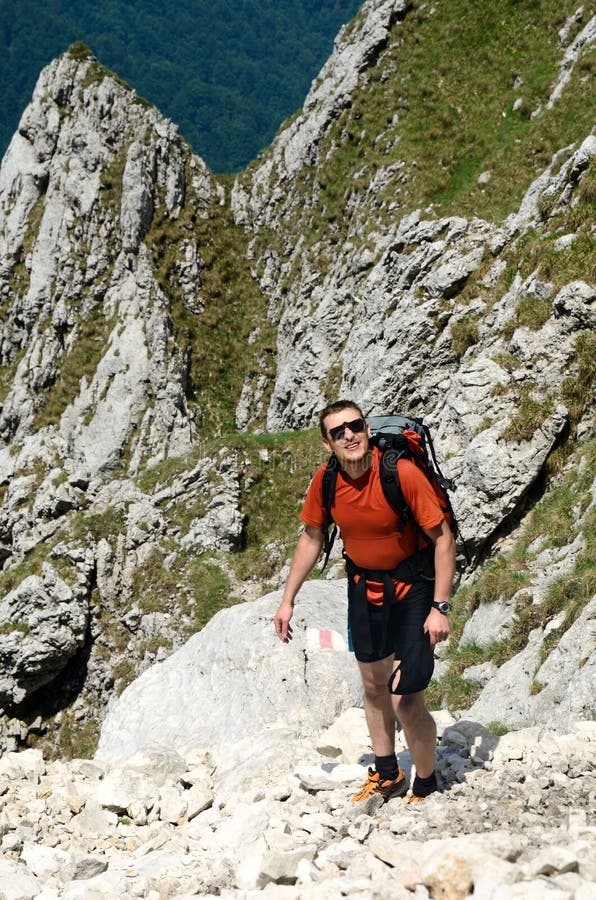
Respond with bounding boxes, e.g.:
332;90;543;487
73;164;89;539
361;669;389;700
395;694;427;727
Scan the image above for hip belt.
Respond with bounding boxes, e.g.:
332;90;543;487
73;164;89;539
345;546;435;657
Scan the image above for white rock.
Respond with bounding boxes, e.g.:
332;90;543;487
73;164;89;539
0;857;41;900
314;706;370;763
296;762;369;791
96;582;362;795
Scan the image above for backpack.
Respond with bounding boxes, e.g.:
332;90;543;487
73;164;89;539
320;413;465;570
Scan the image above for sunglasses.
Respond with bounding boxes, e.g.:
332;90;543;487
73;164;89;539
327;417;366;442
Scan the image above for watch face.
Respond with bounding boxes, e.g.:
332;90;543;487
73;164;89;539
434;601;451;613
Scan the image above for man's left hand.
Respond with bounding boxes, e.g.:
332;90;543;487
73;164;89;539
424;607;450;647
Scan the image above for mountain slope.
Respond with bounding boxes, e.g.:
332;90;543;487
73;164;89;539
0;0;593;758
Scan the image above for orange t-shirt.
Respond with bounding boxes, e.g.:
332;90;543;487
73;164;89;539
301;448;445;601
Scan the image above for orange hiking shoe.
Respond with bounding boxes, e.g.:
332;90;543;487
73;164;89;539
351;766;408;803
404;793;426;804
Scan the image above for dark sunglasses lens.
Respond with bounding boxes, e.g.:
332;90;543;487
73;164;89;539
329;418;365;441
349;418;365;434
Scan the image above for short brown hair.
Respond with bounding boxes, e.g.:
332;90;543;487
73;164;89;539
318;399;365;438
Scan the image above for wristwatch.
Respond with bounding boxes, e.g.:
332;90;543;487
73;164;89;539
431;600;452;614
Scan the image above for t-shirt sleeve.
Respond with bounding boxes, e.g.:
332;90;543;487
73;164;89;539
300;466;327;529
397;458;446;532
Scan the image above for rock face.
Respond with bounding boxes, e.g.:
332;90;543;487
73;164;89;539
0;46;248;726
467;596;596;730
0;48;221;473
0;563;89;706
235;126;596;554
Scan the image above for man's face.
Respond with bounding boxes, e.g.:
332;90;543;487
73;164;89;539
322;407;371;467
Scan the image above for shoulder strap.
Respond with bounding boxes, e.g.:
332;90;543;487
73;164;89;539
378;442;414;533
320;455;339;570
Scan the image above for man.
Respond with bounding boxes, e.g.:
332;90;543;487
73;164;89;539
273;400;456;803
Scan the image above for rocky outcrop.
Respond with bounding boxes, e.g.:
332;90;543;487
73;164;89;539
0;562;90;706
0;48;221;472
231;4;595;559
466;595;596;730
232;0;407;225
0;47;250;718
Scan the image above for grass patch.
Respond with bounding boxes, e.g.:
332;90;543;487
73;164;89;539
232;428;325;582
131;548;237;633
516;438;596;554
243;0;594;278
145;174;275;439
458;556;530;616
0;544;68;597
33;305;116;430
451;315;480;358
491;352;520;373
501;386;554;442
512;295;553;330
98;147;128;214
0;621;30;635
67;42;94;62
70;506;128;544
487;721;509;736
135;427;324;588
440;675;483;711
561;332;596;432
57;712;100;759
474;417;494;435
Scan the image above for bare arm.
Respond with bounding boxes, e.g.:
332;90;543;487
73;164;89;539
273;525;325;642
423;518;456;647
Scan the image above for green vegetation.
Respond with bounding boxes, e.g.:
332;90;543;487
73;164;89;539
433;439;595;711
135;427;323;586
232;429;324;583
487;721;510;736
245;0;594;288
0;0;361;173
501;387;554;442
146;183;275;437
0;621;30;635
451;315;480;358
131;549;235;633
561;332;596;433
0;542;75;597
57;711;100;758
33;306;116;430
511;295;553;331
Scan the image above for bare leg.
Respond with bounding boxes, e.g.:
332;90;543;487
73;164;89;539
357;656;397;756
393;691;437;778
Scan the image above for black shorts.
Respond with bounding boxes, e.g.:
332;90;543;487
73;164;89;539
347;580;434;692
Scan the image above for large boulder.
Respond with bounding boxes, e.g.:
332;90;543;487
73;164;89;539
96;580;362;792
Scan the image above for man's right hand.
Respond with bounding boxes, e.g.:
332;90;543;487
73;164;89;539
274;599;294;643
273;526;324;644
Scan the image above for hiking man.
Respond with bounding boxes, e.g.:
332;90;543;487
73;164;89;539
273;400;456;802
